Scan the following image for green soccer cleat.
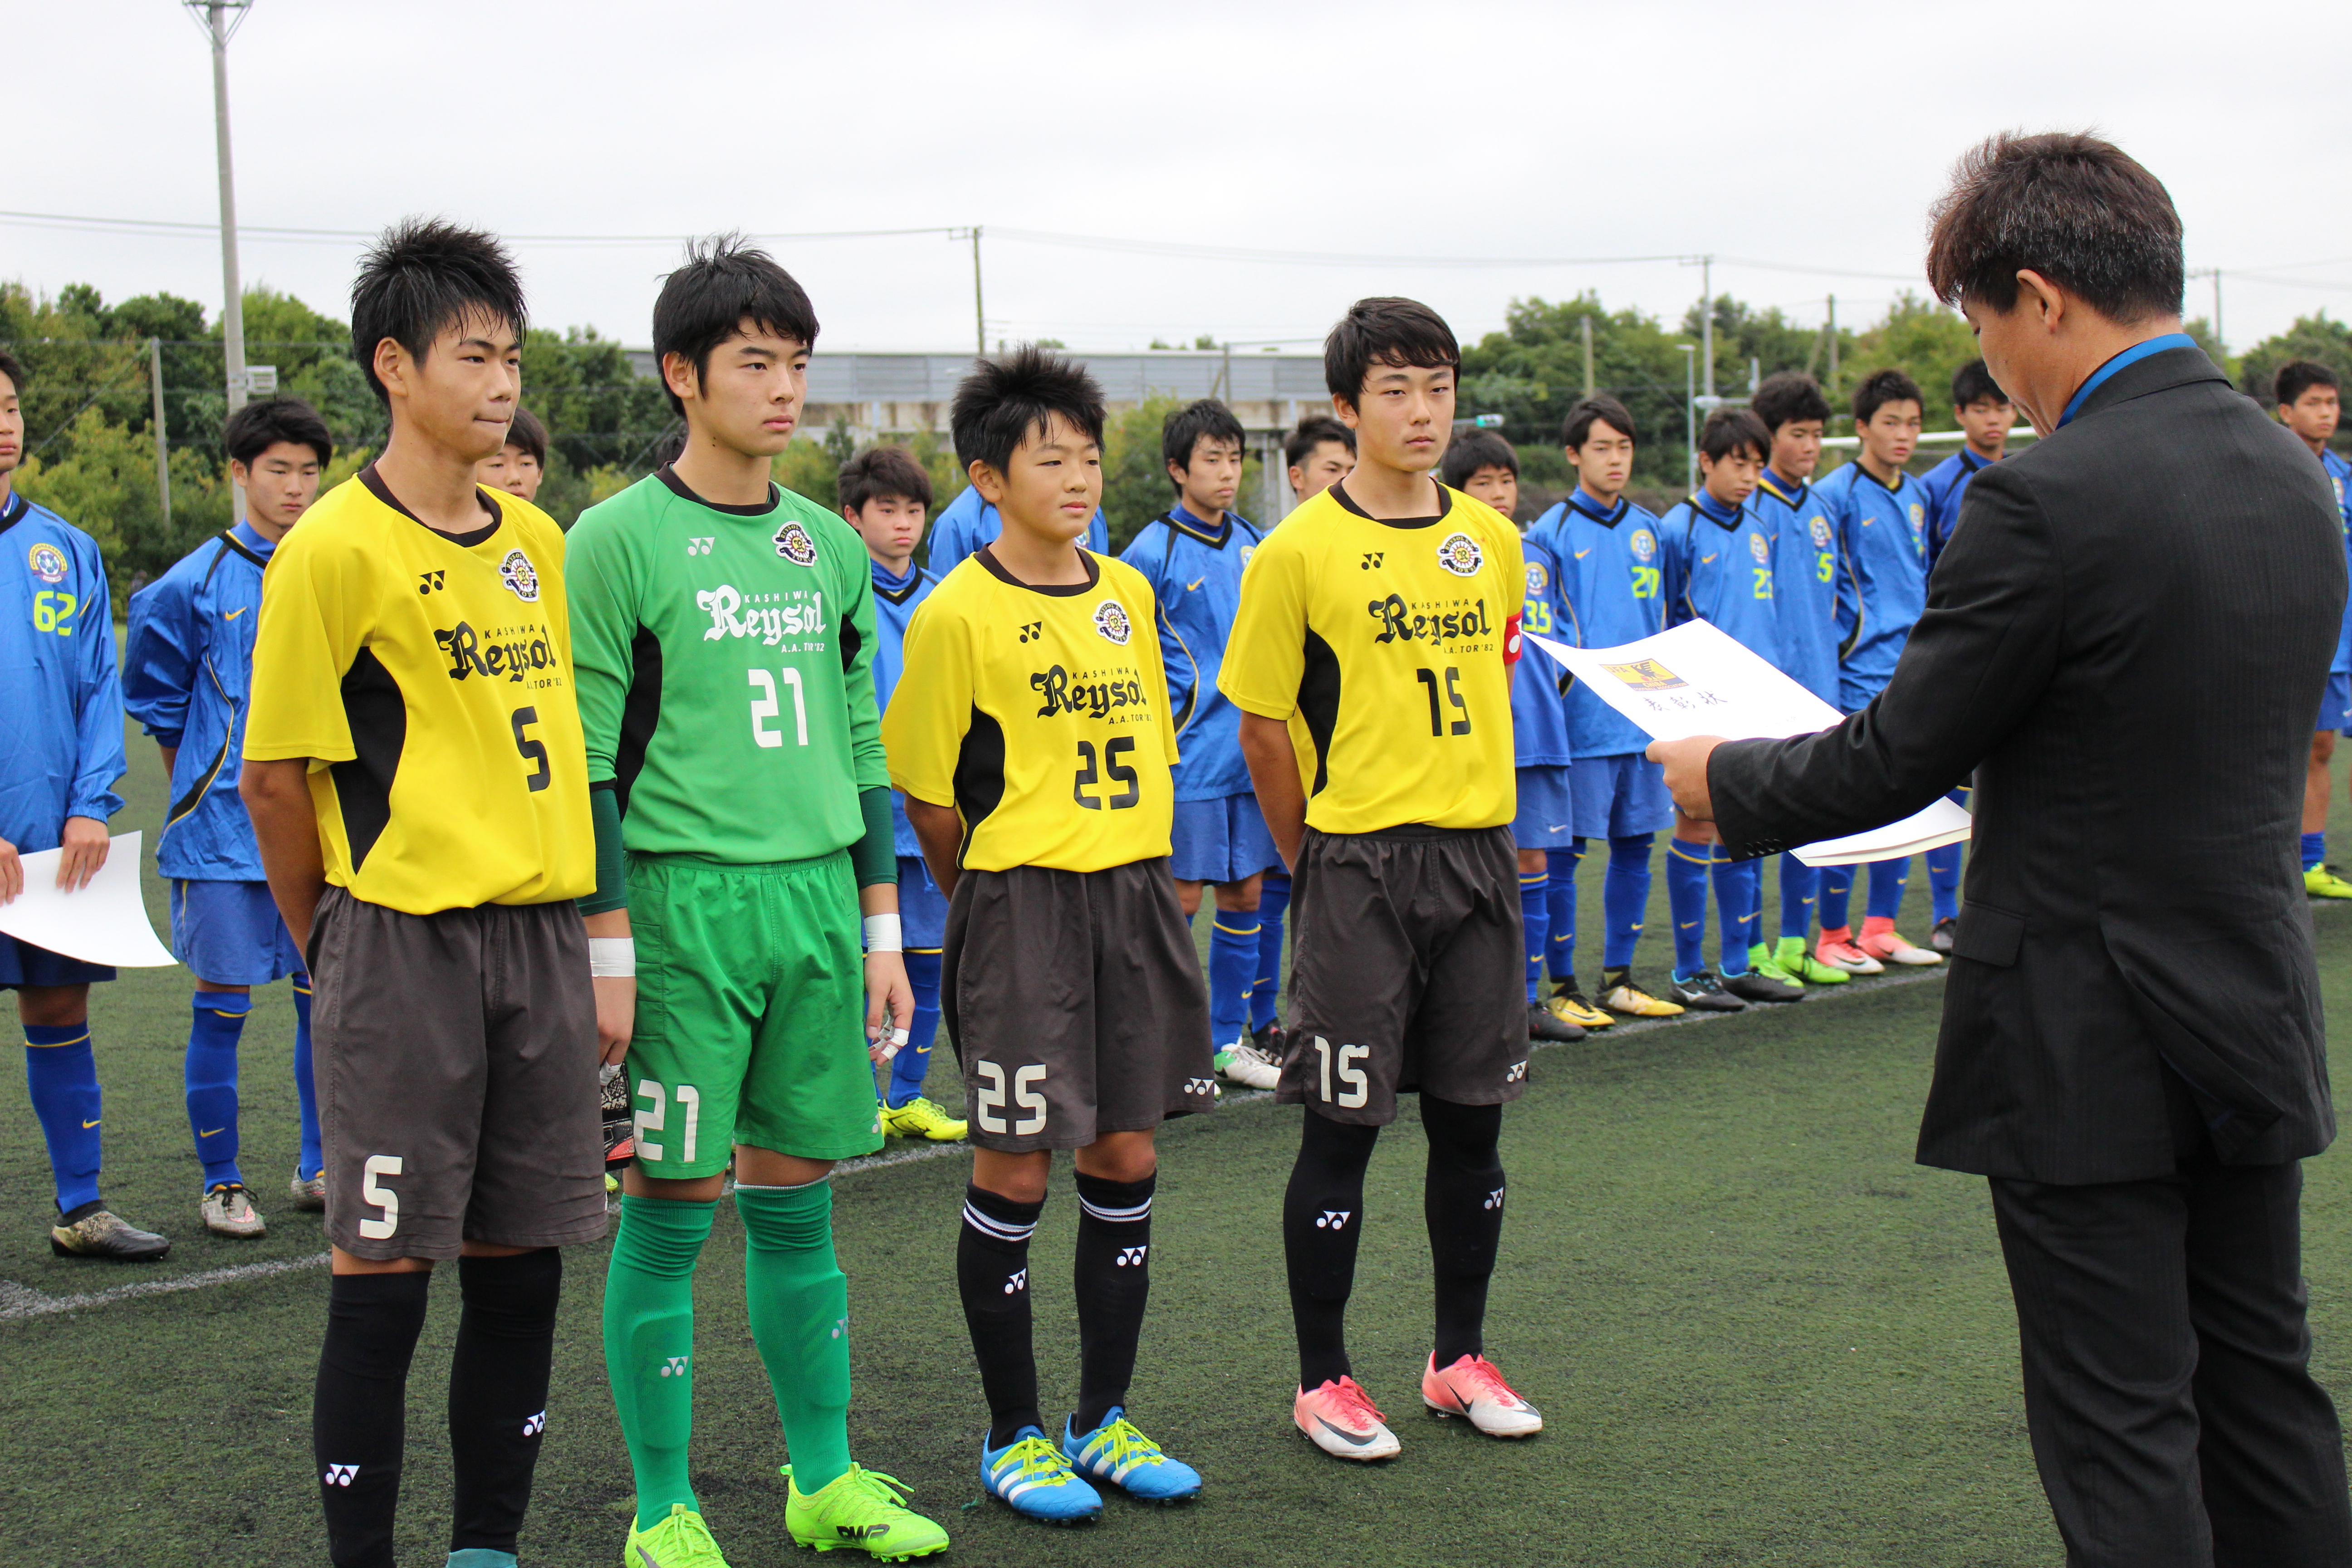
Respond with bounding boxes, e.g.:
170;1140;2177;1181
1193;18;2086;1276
784;1462;950;1560
1773;936;1851;985
879;1096;968;1142
2308;865;2352;900
621;1503;731;1568
1745;944;1803;986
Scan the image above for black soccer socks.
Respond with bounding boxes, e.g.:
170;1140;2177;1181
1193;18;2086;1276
1283;1109;1381;1390
1072;1170;1155;1433
1422;1096;1506;1367
314;1269;431;1568
447;1248;563;1556
958;1184;1044;1446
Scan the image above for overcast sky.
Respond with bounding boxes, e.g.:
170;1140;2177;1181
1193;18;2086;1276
13;1;2352;359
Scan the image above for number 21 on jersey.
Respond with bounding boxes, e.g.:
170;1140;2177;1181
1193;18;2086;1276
748;666;808;747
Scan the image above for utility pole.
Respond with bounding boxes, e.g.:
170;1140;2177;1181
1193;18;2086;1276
1580;314;1594;397
150;338;172;531
969;226;985;359
189;0;252;517
1700;254;1714;399
1826;293;1839;396
1677;344;1697;494
2212;269;2224;353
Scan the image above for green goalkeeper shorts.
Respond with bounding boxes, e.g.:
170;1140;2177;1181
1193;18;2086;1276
624;849;883;1176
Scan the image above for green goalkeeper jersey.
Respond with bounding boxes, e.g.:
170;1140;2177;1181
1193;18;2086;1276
566;468;887;863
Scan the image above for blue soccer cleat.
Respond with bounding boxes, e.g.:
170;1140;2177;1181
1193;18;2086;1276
1060;1408;1202;1504
979;1426;1102;1525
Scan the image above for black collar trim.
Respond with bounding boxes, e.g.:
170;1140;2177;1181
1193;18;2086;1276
874;571;928;606
359;462;501;548
1565;492;1629;528
658;463;780;517
977;544;1101;597
1329;480;1450;531
216;530;270;568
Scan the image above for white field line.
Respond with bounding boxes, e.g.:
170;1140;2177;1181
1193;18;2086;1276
1;963;1952;1324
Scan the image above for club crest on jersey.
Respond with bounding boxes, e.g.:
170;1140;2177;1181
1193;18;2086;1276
1749;532;1770;564
1436;531;1484;577
1908;503;1926;534
1239;543;1255;566
26;543;67;584
497;549;541;602
1524;560;1548;596
772;521;818;567
1629;528;1659;562
1809;515;1833;548
1093;599;1132;645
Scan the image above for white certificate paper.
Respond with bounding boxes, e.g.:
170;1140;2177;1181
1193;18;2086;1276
1526;622;1972;867
0;831;180;967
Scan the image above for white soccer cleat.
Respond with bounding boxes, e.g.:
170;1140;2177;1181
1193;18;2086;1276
201;1183;267;1239
1421;1352;1542;1438
1294;1377;1401;1461
1859;926;1943;967
1216;1040;1282;1090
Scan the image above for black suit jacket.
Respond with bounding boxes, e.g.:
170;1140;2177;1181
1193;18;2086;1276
1711;345;2344;1183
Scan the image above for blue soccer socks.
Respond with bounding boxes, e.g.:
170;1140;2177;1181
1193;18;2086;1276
1546;844;1582;986
1519;869;1549;1003
1779;853;1820;943
2305;831;2328;873
1602;834;1655;970
292;973;323;1182
1927;843;1963;923
1207;916;1259;1049
1865;856;1911;921
24;1023;103;1214
1252;874;1290;1031
1714;853;1760;975
1666;839;1712;978
888;950;943;1108
186;990;251;1191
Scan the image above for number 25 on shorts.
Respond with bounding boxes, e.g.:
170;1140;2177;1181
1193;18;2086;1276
1309;1037;1369;1108
973;1061;1048;1136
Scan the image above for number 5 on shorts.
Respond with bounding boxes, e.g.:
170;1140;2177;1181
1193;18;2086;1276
973;1061;1048;1136
1310;1037;1370;1109
359;1154;404;1240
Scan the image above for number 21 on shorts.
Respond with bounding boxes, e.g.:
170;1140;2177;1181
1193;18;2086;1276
1309;1036;1369;1108
635;1079;702;1165
973;1061;1048;1135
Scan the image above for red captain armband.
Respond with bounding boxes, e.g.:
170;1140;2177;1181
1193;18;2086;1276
1503;611;1523;666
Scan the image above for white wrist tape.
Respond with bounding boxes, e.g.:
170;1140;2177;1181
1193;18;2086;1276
862;913;903;953
588;936;636;978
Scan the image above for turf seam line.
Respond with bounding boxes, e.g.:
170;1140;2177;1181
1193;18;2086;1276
0;965;1946;1324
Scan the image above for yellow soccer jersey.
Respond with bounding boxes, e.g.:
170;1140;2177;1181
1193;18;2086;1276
1219;481;1522;834
885;547;1179;873
243;466;594;913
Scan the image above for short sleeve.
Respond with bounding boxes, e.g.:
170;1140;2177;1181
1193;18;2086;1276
881;593;976;809
1217;536;1309;720
244;524;373;765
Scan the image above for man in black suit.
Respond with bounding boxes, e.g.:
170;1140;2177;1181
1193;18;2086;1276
1652;132;2352;1567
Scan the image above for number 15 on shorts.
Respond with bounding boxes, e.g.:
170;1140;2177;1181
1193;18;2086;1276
1309;1037;1369;1108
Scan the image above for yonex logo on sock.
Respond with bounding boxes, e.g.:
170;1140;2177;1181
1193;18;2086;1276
1116;1245;1149;1266
1315;1210;1352;1230
522;1411;546;1436
323;1464;358;1486
1005;1268;1028;1294
831;1315;849;1340
659;1355;690;1377
1484;1188;1506;1210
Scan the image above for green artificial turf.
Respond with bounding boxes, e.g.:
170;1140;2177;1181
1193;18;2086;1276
3;724;2349;1565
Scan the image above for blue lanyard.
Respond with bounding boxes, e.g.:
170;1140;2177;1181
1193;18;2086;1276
2058;333;2197;428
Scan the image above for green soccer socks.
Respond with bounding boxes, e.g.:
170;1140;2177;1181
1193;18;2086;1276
737;1180;855;1494
603;1193;716;1531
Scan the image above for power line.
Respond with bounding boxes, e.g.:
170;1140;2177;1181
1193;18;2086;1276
0;208;958;248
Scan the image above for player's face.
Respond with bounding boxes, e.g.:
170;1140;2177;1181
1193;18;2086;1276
848;492;926;568
1337;362;1454;476
373;309;522;463
1699;445;1763;507
230;439;323;542
477;441;544;502
667;323;808;459
972;411;1102;547
1860;399;1922;469
1567;419;1635;504
2283;386;2341;446
1460;463;1518;518
1956;396;2012;453
1171;435;1244;519
0;371;20;482
1288;439;1353;501
1768;418;1823;482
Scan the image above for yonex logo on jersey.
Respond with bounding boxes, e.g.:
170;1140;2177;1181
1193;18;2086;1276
1368;593;1496;648
1525;561;1548;595
1484;1187;1506;1209
1315;1210;1352;1230
1016;620;1043;643
1117;1245;1149;1266
522;1410;547;1436
1629;528;1658;562
1184;1077;1215;1096
1809;516;1832;547
1093;599;1132;645
1031;665;1146;719
1436;531;1484;577
418;570;446;594
436;622;556;683
686;536;715;556
1749;533;1770;564
323;1464;358;1487
26;543;66;584
1005;1268;1029;1294
698;583;826;646
1360;551;1385;569
498;549;541;602
659;1356;690;1377
773;521;818;565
